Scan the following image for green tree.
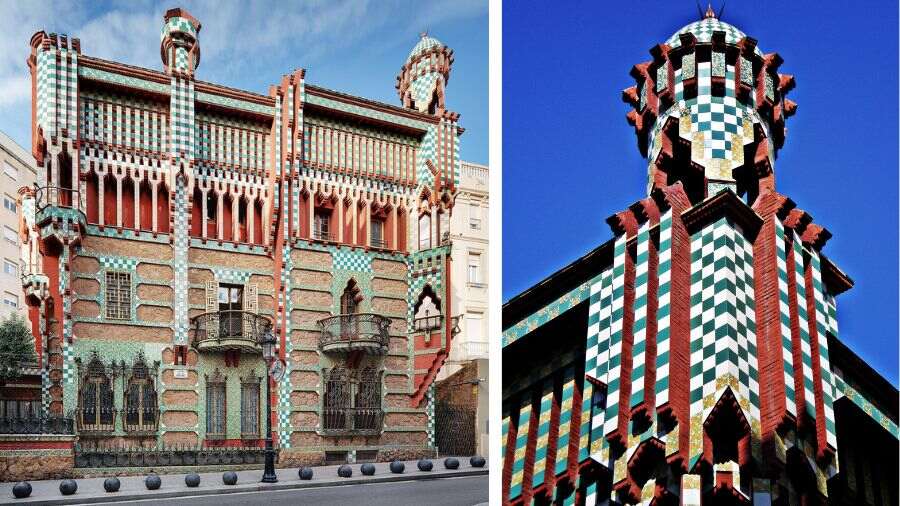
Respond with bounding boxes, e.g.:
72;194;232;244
0;314;36;383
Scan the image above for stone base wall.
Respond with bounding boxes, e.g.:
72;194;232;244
0;435;76;481
278;446;435;467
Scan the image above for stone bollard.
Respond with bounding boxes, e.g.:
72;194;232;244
104;477;121;493
390;460;405;473
59;479;78;496
417;459;433;471
444;457;460;469
337;464;353;478
299;466;313;480
145;474;162;490
185;473;201;487
360;463;376;476
470;455;486;468
12;481;31;499
222;471;238;485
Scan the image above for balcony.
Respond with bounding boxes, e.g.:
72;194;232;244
0;415;74;435
191;310;272;354
313;228;334;242
317;313;391;354
321;407;384;436
34;185;82;222
370;237;388;249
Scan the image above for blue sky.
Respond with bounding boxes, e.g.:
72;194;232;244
0;0;487;164
503;1;899;385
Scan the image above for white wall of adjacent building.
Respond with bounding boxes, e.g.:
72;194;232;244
0;131;35;321
441;161;489;380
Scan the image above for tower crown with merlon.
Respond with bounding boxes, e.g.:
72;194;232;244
397;32;454;114
624;10;796;204
160;8;201;76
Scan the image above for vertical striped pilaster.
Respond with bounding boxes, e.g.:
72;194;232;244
734;225;761;457
509;400;533;500
654;209;673;410
602;235;627;438
774;220;798;417
629;221;651;410
555;367;575;476
531;379;554;489
578;380;594;462
710;218;739;418
790;231;816;419
809;251;837;451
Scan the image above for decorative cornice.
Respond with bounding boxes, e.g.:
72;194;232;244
680;189;763;239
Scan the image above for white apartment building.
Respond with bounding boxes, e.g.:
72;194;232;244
442;161;489;379
0;131;35;321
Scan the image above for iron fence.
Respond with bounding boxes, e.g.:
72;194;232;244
0;415;74;435
74;443;273;468
321;407;385;436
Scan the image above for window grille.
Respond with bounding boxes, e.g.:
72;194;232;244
105;271;131;320
77;352;115;432
123;353;158;433
206;369;227;438
322;366;383;435
240;372;261;438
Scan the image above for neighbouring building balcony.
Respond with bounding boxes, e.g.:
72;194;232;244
321;407;385;436
191;310;272;354
317;313;391;354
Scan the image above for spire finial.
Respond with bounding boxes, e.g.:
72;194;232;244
420;30;428;39
704;2;716;18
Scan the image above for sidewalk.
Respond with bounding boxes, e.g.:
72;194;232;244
0;458;488;505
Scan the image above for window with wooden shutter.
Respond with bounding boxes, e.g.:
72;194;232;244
243;282;258;338
205;280;219;339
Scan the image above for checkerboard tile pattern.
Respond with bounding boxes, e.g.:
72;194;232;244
173;176;190;345
554;367;575;476
333;248;373;272
666;18;761;56
508;399;531;499
809;250;837;449
531;378;554;488
629;221;652;409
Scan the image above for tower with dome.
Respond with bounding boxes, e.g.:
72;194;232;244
501;7;897;506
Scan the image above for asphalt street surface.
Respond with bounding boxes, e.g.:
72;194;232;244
91;474;489;505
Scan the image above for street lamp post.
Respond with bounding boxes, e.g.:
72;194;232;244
259;328;278;483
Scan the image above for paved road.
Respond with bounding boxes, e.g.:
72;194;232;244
90;475;488;506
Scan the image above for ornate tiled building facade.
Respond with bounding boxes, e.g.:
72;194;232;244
501;9;897;506
20;7;463;466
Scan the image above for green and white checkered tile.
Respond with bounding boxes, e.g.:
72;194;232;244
601;234;627;438
775;220;798;417
411;73;440;112
809;251;837;449
173;176;190;345
584;268;609;381
666;18;761;56
333;248;373;272
427;384;435;447
791;231;816;419
688;222;714;465
630;221;652;411
654;210;673;411
735;223;761;431
578;379;594;463
531;378;553;488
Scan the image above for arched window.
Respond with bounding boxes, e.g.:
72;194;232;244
191;186;203;237
123;353;158;433
206;190;219;239
77;352;115;433
418;212;431;250
237;196;248;243
414;285;442;331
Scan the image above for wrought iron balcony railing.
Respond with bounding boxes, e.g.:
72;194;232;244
191;310;272;354
321;407;384;436
313;229;334;242
122;406;159;434
370;237;388;249
414;314;443;332
34;185;80;213
0;415;74;435
75;407;117;435
317;313;391;354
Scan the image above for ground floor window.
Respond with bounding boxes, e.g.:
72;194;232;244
323;366;383;434
241;372;261;438
206;370;227;438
